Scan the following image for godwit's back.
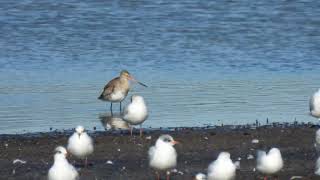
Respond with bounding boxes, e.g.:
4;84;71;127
98;76;129;102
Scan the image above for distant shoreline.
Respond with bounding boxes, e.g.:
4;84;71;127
0;121;316;137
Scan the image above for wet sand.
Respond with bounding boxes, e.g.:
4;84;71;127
0;124;319;180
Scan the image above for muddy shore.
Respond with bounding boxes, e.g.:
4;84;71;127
0;124;319;180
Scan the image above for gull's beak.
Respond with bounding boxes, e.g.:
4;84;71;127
171;140;180;145
129;76;148;87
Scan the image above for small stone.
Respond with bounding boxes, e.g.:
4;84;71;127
247;154;254;160
13;159;27;164
243;132;250;135
290;176;303;180
171;169;178;173
106;160;113;165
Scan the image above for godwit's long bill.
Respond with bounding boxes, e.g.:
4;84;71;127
98;70;147;113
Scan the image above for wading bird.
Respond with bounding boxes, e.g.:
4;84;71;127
98;70;147;113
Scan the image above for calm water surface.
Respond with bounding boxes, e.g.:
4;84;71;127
0;0;319;133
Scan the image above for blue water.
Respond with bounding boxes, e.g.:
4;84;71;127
0;0;319;134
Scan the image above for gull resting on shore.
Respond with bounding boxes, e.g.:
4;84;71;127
207;152;237;180
67;126;94;167
123;95;148;136
257;148;283;179
149;134;178;180
48;146;79;180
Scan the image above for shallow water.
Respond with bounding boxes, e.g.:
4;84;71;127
0;0;319;133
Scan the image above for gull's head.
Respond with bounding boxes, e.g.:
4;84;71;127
217;152;231;160
131;95;144;103
75;125;85;138
268;148;281;156
157;134;179;146
54;146;68;157
194;173;207;180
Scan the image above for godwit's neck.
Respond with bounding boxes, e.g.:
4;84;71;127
120;76;129;86
120;75;128;82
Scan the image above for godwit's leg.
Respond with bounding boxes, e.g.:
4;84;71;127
140;124;143;137
130;126;133;136
85;157;88;168
110;103;113;114
120;101;122;112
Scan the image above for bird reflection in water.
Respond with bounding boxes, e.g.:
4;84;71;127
99;112;130;131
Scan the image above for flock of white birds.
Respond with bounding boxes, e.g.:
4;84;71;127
47;81;320;180
194;148;283;180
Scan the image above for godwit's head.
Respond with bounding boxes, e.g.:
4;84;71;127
120;70;131;79
120;70;148;87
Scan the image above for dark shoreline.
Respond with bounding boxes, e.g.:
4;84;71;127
0;120;314;137
0;123;319;180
